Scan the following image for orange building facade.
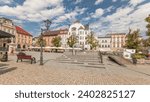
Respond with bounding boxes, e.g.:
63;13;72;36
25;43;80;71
15;26;33;49
43;29;68;47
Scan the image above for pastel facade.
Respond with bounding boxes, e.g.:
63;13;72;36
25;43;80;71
98;37;111;51
43;29;68;47
15;26;33;49
68;21;91;49
98;33;126;52
0;18;16;53
107;33;126;51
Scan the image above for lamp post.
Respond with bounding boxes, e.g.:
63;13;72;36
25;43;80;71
40;19;51;65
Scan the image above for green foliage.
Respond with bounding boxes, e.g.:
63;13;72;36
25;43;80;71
145;14;150;36
86;32;99;50
132;53;146;59
51;36;62;47
36;36;46;47
142;38;150;47
125;29;142;52
67;35;77;48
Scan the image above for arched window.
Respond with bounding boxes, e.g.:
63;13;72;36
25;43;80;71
23;45;26;49
17;44;21;49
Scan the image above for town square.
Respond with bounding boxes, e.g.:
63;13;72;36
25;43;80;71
0;0;150;85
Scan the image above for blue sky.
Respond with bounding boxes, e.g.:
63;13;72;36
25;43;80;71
0;0;150;37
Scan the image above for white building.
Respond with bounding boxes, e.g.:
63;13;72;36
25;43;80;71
68;21;91;49
98;37;111;52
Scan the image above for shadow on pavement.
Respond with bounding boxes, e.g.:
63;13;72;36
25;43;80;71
0;64;17;75
0;63;9;67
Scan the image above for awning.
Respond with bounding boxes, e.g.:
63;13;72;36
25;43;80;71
0;30;15;38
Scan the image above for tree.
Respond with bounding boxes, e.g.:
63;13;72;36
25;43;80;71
51;36;62;47
67;35;77;48
86;32;99;50
125;29;142;52
145;14;150;47
36;36;46;47
145;14;150;36
67;35;77;55
142;38;150;47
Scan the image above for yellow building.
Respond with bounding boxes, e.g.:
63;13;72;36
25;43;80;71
0;17;33;53
0;17;16;53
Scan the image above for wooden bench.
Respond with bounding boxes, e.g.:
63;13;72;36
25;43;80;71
17;54;36;64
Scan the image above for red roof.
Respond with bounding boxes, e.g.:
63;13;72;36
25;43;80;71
15;26;32;36
43;29;68;36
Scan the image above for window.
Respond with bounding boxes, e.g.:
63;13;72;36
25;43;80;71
80;36;84;40
102;45;104;48
117;43;119;47
85;31;87;34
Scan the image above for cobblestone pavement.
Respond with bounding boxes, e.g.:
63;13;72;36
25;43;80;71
0;51;150;85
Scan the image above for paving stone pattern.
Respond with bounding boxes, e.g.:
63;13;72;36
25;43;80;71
0;51;150;85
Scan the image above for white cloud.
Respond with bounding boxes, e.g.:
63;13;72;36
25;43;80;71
95;0;104;5
112;0;117;2
0;0;13;4
91;8;104;18
106;6;115;12
75;0;82;4
0;0;64;22
91;2;150;36
106;6;133;21
54;7;87;23
129;0;145;6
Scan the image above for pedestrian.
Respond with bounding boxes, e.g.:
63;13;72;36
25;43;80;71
99;51;103;63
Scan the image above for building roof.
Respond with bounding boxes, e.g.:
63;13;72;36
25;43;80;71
43;29;68;36
106;33;126;37
0;17;12;22
0;30;15;38
98;36;111;38
15;26;32;36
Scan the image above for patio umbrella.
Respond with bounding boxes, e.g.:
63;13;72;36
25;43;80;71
0;30;15;38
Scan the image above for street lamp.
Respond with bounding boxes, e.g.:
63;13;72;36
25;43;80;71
40;19;52;65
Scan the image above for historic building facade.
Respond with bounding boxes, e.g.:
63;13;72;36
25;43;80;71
0;17;16;53
0;17;33;52
108;33;126;51
43;29;68;47
98;37;111;51
15;26;33;49
98;33;126;52
68;21;91;49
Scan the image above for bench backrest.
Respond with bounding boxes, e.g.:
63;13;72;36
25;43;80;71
17;55;32;59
